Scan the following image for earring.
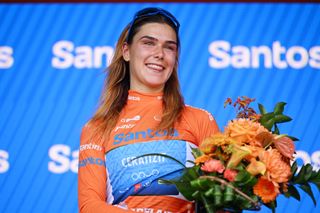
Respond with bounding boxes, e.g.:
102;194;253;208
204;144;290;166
123;54;130;62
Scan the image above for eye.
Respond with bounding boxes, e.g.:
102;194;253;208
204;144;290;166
165;44;177;52
143;40;155;46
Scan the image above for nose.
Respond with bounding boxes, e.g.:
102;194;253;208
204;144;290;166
154;45;164;60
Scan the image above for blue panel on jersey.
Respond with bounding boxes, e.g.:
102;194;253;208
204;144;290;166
105;140;190;204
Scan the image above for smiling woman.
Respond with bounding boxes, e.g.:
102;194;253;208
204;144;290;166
78;7;219;213
122;23;178;93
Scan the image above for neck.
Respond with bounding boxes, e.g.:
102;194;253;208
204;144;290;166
130;84;164;94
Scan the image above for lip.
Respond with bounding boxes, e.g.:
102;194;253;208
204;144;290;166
145;63;165;72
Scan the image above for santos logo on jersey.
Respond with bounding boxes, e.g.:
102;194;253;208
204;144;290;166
113;128;179;145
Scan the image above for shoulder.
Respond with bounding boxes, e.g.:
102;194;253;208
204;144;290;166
81;120;100;136
80;119;104;147
183;105;215;122
180;105;219;144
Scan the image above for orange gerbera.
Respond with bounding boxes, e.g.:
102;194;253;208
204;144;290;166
253;177;280;203
225;118;270;147
259;148;291;183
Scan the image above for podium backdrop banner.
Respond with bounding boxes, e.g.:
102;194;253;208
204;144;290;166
1;3;320;213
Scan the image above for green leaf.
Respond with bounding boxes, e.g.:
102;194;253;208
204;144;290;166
133;153;186;168
201;194;215;213
213;185;223;206
191;147;203;158
258;103;267;115
192;190;201;199
190;178;211;190
313;182;320;191
274;102;286;115
158;166;201;201
204;188;215;198
291;161;298;176
308;169;320;191
260;112;274;122
293;164;307;184
284;185;300;201
274;114;292;123
294;164;313;183
223;186;234;202
274;124;280;134
265;200;277;213
300;183;317;205
235;170;257;187
288;135;299;141
263;119;275;131
186;160;195;165
259;113;275;130
158;178;194;201
184;166;201;180
304;164;314;180
310;170;320;180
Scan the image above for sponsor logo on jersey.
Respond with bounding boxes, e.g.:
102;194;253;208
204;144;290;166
128;95;140;101
114;124;136;132
79;143;103;152
122;155;166;168
121;115;141;123
79;157;105;167
113;128;179;145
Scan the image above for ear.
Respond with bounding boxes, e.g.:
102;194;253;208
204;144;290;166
122;42;130;62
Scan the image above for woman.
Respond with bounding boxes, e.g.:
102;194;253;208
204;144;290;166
78;7;219;213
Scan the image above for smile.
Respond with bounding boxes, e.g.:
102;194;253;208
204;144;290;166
146;63;165;71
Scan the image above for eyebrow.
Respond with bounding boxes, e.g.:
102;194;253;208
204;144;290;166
139;35;178;46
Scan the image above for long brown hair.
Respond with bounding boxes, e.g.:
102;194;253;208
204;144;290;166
91;14;184;146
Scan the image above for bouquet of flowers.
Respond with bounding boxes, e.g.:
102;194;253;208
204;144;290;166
159;97;320;213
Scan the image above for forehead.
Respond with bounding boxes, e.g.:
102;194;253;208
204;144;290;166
133;23;177;42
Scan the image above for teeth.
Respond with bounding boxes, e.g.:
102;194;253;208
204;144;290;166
146;64;164;71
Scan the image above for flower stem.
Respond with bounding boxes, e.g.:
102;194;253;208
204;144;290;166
199;175;261;210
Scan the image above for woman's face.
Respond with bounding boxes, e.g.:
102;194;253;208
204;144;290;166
123;22;178;93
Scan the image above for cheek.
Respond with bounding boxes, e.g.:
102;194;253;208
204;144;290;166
167;54;177;67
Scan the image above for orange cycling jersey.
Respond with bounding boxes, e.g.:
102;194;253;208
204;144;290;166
78;90;219;213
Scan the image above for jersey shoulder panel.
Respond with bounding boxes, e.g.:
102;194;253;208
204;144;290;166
183;105;215;122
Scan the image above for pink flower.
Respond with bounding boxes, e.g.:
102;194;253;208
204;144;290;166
224;169;238;182
201;159;225;173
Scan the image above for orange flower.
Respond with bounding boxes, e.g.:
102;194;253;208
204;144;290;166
259;148;291;183
224;169;238;182
225;118;270;147
274;136;295;159
244;145;264;161
253;177;280;203
255;131;274;148
194;155;212;165
201;159;225;173
200;133;236;154
246;158;266;176
226;144;251;168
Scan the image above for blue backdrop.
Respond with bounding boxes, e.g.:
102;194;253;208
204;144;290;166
1;3;320;213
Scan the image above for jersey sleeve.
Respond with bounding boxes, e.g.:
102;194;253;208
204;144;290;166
183;106;220;145
78;122;134;213
196;110;220;144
